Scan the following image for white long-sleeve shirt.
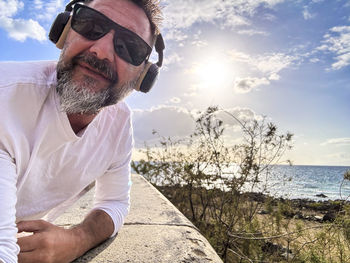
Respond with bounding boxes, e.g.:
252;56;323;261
0;61;133;262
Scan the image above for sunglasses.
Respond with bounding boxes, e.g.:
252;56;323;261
71;3;152;66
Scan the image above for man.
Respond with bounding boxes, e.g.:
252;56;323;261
0;0;163;262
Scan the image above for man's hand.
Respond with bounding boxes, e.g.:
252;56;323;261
17;210;115;263
17;220;80;263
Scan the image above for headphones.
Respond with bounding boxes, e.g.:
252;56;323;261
49;0;165;93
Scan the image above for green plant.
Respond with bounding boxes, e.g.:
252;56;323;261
132;106;350;263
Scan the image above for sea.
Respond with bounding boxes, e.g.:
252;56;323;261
132;163;350;201
263;165;350;201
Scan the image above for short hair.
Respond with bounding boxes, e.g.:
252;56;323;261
86;0;162;42
130;0;162;37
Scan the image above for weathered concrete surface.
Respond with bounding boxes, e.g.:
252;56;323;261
54;174;223;263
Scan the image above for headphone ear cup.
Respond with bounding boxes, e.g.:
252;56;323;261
135;62;160;93
49;11;70;45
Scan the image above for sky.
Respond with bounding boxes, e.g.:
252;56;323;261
0;0;349;166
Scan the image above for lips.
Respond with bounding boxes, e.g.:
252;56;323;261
77;62;111;82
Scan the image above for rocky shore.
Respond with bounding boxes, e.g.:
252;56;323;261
245;191;345;223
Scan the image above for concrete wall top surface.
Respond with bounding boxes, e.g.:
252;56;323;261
54;174;223;263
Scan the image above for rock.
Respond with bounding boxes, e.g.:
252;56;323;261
323;211;336;222
314;215;323;222
316;193;328;198
293;211;303;219
281;250;294;260
262;242;281;253
258;210;269;215
262;241;293;259
304;215;313;221
246;192;266;203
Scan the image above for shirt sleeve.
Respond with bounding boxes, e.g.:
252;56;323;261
0;149;20;263
91;111;133;237
92;153;132;237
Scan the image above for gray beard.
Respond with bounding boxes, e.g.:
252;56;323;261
56;53;136;115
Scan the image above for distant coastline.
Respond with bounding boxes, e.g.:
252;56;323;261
132;163;350;201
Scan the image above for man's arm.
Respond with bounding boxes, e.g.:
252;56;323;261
17;209;114;263
17;107;133;263
0;149;20;263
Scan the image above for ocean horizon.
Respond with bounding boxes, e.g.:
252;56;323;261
264;164;350;201
132;162;350;201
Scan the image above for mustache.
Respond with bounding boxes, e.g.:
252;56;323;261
72;53;118;83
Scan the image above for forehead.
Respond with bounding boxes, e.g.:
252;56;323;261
87;0;152;45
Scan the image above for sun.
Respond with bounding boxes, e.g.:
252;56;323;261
192;56;233;89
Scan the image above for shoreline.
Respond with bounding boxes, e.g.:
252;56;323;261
244;191;346;223
159;185;345;223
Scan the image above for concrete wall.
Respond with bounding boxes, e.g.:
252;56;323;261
54;174;223;263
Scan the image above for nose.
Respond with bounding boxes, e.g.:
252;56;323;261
88;31;115;63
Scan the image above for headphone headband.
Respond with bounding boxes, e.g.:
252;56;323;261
65;0;82;11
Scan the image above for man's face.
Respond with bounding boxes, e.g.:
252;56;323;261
56;0;152;114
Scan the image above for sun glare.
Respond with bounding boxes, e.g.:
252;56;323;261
192;57;233;89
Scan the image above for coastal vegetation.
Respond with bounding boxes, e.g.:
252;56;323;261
132;106;350;263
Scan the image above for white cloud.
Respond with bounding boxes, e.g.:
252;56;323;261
318;25;350;70
330;26;350;33
191;30;208;47
309;57;320;63
227;50;252;63
321;138;350;146
268;72;280;80
163;28;188;42
302;6;315;20
34;0;64;21
227;50;296;93
162;0;285;42
132;105;261;146
168;97;181;104
33;0;43;9
255;53;296;73
0;17;46;42
191;39;208;47
262;13;277;21
0;0;46;41
0;0;23;17
237;29;269;36
163;52;183;68
184;92;197;97
184;84;198;97
221;13;250;28
132;106;195;144
228;50;297;74
234;77;270;93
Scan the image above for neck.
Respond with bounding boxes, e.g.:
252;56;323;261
67;113;97;134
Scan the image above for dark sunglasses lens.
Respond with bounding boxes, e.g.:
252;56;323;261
114;32;150;66
72;6;109;40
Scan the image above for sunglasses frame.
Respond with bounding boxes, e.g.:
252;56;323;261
71;3;152;66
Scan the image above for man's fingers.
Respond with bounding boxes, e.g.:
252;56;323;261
17;220;49;233
17;234;39;252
